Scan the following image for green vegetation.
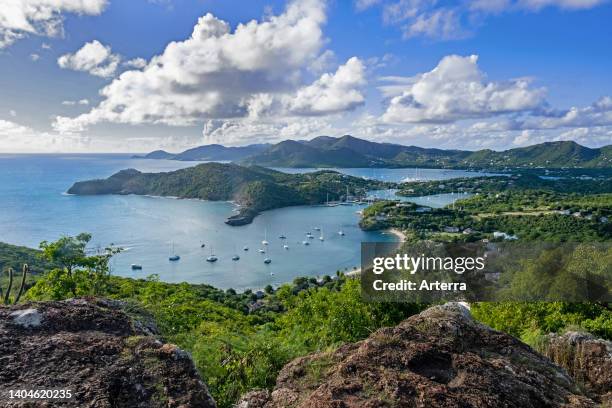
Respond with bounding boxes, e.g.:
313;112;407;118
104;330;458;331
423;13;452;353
397;174;612;197
367;172;612;349
68;163;392;225
4;164;612;405
243;136;612;169
14;233;423;407
0;241;57;274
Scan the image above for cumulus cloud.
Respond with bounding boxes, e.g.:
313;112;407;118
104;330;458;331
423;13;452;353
380;55;546;123
123;57;147;69
521;96;612;129
52;0;366;136
58;40;120;77
288;57;366;115
0;0;108;48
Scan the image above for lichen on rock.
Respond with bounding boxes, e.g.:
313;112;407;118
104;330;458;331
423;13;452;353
0;298;216;408
238;303;599;408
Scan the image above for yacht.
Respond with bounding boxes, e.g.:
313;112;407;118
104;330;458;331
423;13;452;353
338;230;345;236
243;246;249;251
279;235;287;239
264;258;272;264
262;228;269;246
169;242;180;261
206;255;218;262
302;240;310;245
314;227;321;231
232;255;240;261
258;248;266;253
283;244;289;249
131;264;142;270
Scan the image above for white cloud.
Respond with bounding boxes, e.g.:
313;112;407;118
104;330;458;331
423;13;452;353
30;53;40;61
0;0;108;48
123;57;147;69
54;0;368;135
0;118;94;153
61;98;90;107
9;110;17;117
0;119;31;136
58;40;120;78
381;55;546;123
521;96;612;129
202;117;338;145
288;57;366;115
403;8;467;40
363;0;607;40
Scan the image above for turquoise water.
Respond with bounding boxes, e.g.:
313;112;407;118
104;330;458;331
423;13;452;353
0;154;487;289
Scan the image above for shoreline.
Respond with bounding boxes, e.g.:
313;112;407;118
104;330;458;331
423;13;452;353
346;228;405;278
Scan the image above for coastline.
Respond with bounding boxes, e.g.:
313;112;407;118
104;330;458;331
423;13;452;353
346;228;406;278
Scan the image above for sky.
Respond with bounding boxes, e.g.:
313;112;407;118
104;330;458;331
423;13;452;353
0;0;611;153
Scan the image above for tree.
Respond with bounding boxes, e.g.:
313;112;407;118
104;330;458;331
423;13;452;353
28;234;121;299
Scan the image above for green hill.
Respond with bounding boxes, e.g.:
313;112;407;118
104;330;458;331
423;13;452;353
243;137;611;169
67;163;391;225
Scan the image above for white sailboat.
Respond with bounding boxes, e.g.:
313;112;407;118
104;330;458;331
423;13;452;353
262;228;269;246
206;247;218;262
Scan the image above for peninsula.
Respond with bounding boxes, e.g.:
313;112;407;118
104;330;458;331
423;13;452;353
67;163;392;225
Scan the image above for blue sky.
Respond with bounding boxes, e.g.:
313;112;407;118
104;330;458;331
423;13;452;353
1;0;611;152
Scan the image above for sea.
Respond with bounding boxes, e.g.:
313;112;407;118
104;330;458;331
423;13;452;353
0;154;493;290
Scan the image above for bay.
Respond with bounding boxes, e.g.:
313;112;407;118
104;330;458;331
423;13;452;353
0;154;489;289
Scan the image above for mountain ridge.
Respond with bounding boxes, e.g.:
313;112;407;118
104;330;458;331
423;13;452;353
139;137;611;169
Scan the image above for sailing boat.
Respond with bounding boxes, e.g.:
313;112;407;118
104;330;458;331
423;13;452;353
206;247;218;262
169;241;180;261
262;228;269;246
319;228;324;241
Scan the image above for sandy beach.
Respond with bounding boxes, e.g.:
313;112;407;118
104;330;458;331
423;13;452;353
346;228;406;278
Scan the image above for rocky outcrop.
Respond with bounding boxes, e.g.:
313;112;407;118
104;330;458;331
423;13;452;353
0;298;216;408
538;331;612;405
238;303;597;408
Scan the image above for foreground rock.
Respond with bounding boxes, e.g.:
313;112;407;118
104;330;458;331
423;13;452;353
238;303;596;408
538;331;612;405
0;298;216;408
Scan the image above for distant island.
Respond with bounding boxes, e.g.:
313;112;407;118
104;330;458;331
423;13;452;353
137;135;611;169
133;143;270;161
67;163;392;225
